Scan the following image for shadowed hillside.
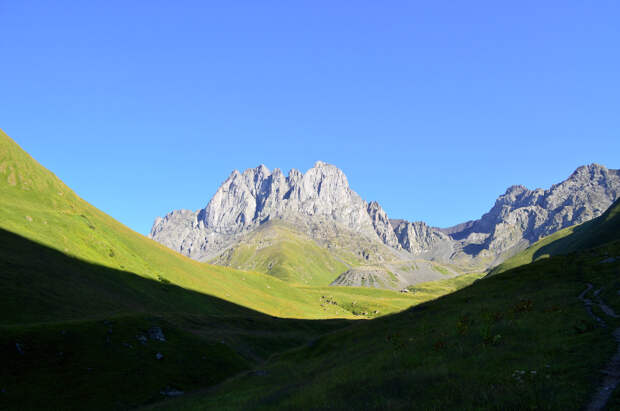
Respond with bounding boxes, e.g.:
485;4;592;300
0;227;353;409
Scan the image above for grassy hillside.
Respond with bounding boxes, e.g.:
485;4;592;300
211;222;350;286
151;238;620;410
490;198;620;275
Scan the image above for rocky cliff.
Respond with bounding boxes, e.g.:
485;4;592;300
441;163;620;262
391;220;452;255
367;201;400;249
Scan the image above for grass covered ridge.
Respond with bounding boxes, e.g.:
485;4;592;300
211;222;350;286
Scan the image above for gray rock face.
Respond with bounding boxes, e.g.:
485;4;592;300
367;201;400;249
150;161;383;261
330;266;395;288
442;164;620;260
391;220;452;255
381;164;620;267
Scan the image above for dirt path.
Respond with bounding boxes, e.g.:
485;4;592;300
579;284;607;327
579;283;620;411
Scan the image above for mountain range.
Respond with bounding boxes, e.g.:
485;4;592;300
151;161;620;287
3;128;620;410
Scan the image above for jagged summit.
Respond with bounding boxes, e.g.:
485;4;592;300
427;163;620;264
150;161;384;261
568;162;607;179
151;162;620;273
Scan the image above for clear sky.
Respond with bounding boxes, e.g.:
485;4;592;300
1;1;619;235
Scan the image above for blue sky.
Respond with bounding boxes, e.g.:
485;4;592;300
1;1;619;235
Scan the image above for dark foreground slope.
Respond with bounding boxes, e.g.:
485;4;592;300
151;213;620;409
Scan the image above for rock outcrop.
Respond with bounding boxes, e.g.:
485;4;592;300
330;266;396;288
440;163;620;261
367;201;400;249
391;220;452;255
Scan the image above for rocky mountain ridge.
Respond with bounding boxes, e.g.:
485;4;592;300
151;162;620;273
150;161;394;262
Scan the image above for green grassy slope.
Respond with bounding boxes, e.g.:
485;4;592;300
212;222;350;286
490;198;620;275
152;238;620;410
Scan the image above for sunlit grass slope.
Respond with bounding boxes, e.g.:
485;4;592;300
490;198;620;275
212;222;349;286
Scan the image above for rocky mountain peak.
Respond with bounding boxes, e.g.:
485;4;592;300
503;184;529;196
240;164;270;183
314;160;328;168
150;161;381;260
442;164;620;259
494;185;533;209
569;163;605;178
382;164;619;268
